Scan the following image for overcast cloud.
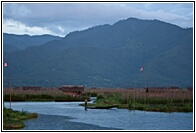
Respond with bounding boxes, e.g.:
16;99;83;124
3;2;193;37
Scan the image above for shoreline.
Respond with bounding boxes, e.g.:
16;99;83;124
3;101;193;130
3;108;38;130
3;88;193;113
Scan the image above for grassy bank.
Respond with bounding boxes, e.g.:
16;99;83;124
128;97;192;112
4;94;88;102
3;88;89;102
84;88;193;112
3;87;193;112
3;108;38;130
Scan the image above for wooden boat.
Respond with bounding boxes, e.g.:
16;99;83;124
86;104;118;109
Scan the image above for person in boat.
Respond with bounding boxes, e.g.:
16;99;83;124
146;87;148;93
84;99;88;111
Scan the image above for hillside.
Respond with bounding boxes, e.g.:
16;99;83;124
3;17;193;88
3;33;62;53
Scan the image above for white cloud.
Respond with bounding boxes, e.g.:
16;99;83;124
57;26;64;33
3;19;64;36
2;2;193;36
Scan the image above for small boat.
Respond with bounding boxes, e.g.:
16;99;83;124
86;104;118;109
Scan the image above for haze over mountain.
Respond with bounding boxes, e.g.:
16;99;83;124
3;17;193;88
3;33;62;53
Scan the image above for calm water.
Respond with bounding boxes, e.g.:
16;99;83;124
4;102;193;130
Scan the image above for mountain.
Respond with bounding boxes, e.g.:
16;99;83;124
3;17;193;88
3;33;62;53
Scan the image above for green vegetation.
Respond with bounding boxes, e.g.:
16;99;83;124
3;108;38;130
84;88;193;112
4;88;193;112
128;98;192;112
4;93;88;102
3;88;89;102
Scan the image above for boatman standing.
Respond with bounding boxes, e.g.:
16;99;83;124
84;99;88;111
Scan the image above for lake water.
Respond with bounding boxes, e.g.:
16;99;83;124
4;102;193;131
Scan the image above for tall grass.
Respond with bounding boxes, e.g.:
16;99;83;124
4;87;193;112
3;88;88;102
3;108;38;130
85;88;193;112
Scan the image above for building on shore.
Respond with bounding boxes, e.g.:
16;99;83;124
59;85;84;96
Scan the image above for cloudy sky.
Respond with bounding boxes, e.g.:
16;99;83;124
3;2;193;37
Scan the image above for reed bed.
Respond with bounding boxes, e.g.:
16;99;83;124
85;88;193;112
3;87;193;112
3;88;87;102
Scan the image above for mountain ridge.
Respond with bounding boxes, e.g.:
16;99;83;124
3;33;62;53
3;17;193;88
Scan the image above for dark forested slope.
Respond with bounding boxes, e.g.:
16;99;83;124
3;17;193;88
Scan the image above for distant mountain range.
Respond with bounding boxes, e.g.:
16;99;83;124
3;17;193;88
3;33;62;53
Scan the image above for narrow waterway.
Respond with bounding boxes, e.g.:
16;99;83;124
4;102;193;130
